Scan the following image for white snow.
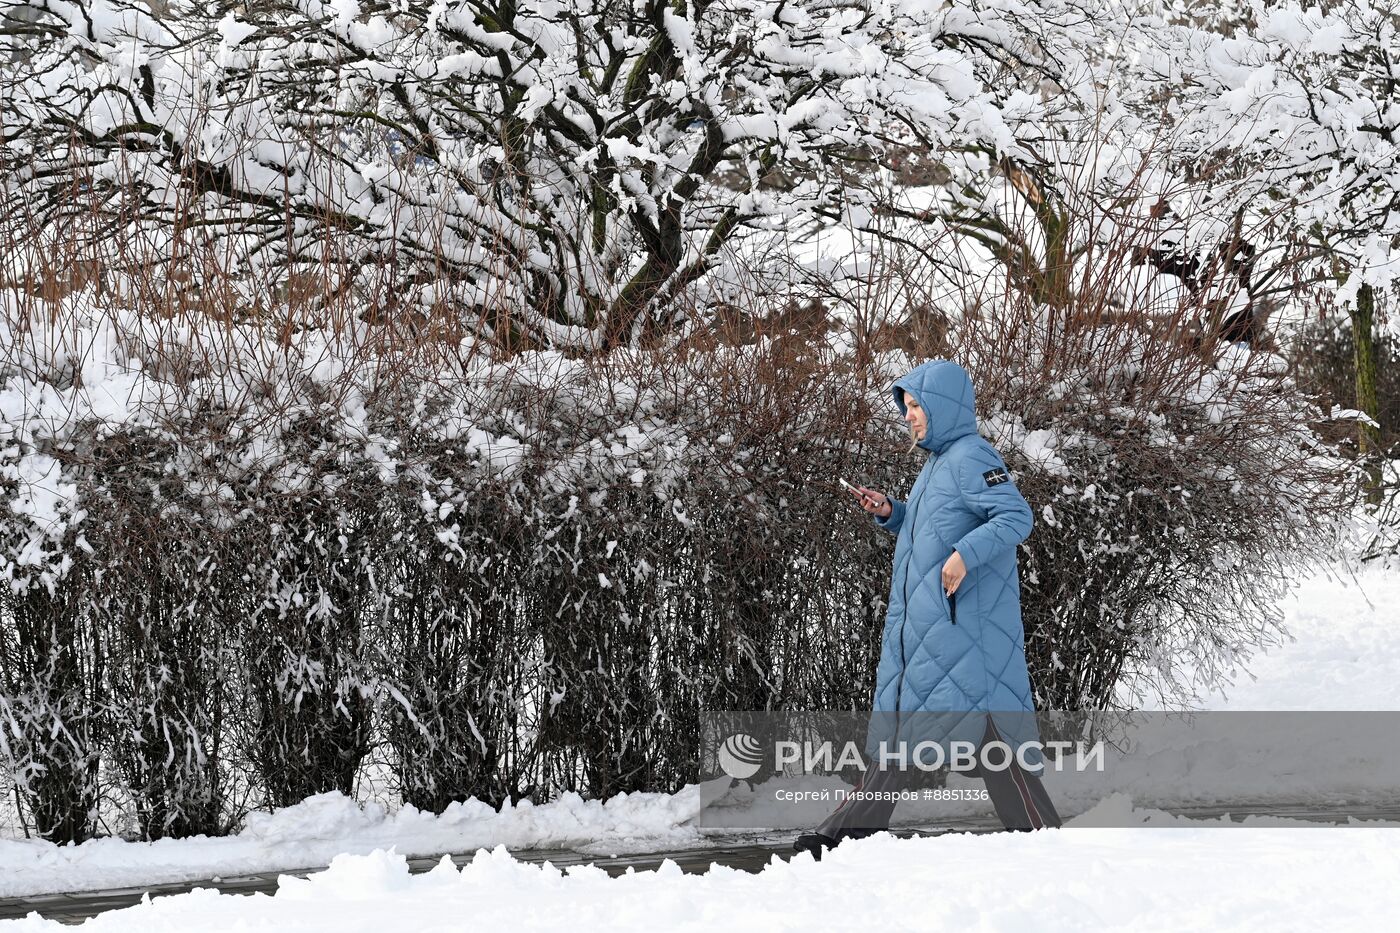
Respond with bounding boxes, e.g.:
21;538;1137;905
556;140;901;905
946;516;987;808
0;789;702;900
2;824;1397;931
1127;557;1400;711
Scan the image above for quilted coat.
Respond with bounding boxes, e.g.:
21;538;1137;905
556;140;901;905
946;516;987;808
864;359;1046;774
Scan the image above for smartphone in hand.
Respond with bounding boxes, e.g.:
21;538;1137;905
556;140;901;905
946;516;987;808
838;478;877;507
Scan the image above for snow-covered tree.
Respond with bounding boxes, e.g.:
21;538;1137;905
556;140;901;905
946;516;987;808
0;0;1101;351
1132;0;1399;473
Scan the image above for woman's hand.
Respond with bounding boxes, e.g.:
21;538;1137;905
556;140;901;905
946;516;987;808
847;484;892;518
942;550;967;596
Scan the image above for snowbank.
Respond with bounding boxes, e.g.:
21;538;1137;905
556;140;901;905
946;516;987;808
3;820;1398;931
0;789;701;899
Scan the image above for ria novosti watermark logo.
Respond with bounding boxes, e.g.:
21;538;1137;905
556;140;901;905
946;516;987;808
718;733;766;779
717;733;1106;778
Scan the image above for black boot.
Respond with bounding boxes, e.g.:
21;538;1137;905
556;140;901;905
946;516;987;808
791;831;839;860
792;826;882;860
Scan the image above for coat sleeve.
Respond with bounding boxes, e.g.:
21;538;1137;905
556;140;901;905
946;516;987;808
951;444;1033;572
872;497;905;535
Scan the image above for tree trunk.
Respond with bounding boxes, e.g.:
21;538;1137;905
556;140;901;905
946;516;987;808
1352;283;1384;505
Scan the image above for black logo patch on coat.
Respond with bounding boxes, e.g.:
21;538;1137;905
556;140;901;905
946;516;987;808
983;467;1011;487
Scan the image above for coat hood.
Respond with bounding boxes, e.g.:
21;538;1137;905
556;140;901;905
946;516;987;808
892;359;978;455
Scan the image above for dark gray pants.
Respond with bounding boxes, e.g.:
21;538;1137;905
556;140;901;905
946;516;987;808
815;713;1062;836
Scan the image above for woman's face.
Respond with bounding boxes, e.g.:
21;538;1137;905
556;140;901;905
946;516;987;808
904;393;929;440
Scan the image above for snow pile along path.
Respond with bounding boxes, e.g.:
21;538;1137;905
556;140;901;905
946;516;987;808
4;825;1398;932
0;789;701;899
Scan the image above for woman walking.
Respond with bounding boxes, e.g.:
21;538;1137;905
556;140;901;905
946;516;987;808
794;359;1061;859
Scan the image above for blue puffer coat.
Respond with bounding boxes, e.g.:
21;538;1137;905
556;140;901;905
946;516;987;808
864;360;1046;774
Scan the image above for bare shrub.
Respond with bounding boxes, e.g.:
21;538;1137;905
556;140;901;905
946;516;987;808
83;433;239;840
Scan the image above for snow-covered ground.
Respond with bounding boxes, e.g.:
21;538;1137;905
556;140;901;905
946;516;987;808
5;825;1400;932
1177;558;1400;711
3;556;1398;928
0;788;705;901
